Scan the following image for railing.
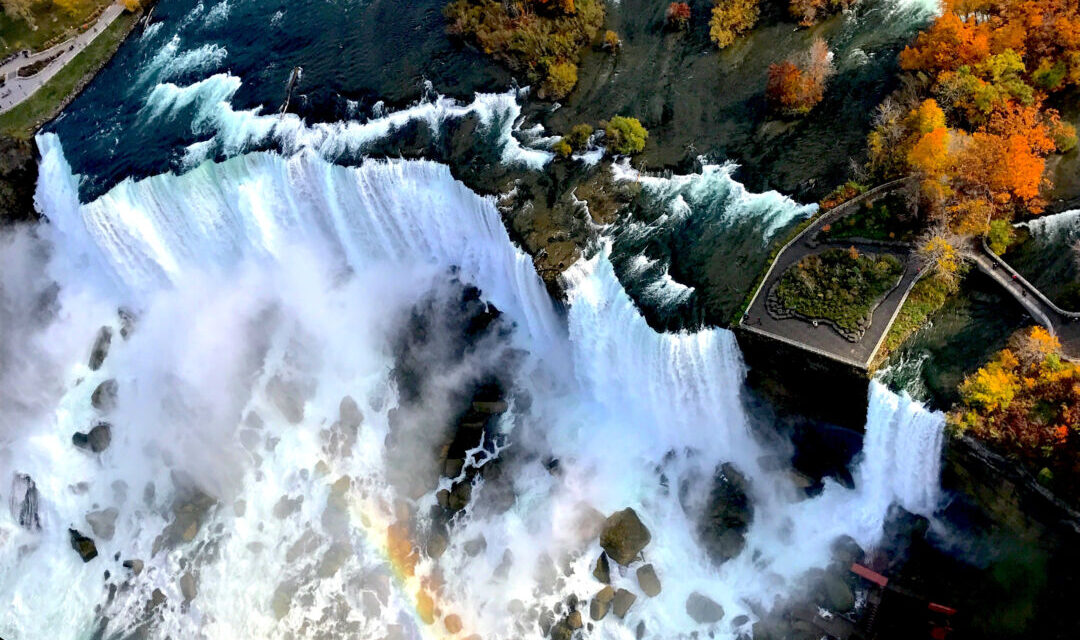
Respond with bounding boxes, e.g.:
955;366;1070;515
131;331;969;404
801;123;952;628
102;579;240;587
977;238;1080;320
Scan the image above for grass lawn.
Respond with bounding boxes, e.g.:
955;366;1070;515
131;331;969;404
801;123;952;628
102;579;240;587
775;247;904;332
821;194;918;243
0;0;114;57
873;273;952;366
0;9;137;139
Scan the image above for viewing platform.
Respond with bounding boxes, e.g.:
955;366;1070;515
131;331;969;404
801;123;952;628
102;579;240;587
738;178;922;370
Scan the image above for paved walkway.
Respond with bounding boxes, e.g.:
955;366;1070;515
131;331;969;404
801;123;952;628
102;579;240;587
739;178;921;369
0;3;124;114
965;239;1080;359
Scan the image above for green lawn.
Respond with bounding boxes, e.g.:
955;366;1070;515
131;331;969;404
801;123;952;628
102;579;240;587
1;0;114;57
775;248;904;333
0;9;137;139
820;194;918;243
873;273;952;367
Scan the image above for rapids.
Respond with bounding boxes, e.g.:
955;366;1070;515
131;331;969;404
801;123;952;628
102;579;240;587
1;131;945;639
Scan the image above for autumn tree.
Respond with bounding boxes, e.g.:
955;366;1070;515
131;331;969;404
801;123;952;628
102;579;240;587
603;30;621;51
915;227;965;290
766;38;835;116
543;61;579;99
788;0;857;27
710;0;759;49
667;2;691;30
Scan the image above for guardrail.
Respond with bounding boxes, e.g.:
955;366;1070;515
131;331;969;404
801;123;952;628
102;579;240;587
977;238;1080;320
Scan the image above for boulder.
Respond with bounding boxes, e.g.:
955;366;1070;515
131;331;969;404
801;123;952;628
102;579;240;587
464;535;487;557
73;423;112;453
122;558;144;575
88;326;112;371
590;585;615;621
266;375;305;424
636;563;661;597
91;379;118;412
85;507;119;541
567;610;583;629
10;473;40;530
180;571;198;603
822;574;855;612
612;588;636;618
701;463;753;565
69;528;98;562
599;508;651;566
444;614;463;634
592;552;610;583
338;395;363;430
685;592;725;624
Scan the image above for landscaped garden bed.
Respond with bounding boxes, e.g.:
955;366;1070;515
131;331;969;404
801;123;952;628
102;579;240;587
767;247;904;341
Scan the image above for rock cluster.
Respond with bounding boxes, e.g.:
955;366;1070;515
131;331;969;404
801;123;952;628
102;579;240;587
700;463;753;565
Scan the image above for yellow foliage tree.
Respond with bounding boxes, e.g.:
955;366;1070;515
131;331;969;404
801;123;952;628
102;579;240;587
710;0;759;49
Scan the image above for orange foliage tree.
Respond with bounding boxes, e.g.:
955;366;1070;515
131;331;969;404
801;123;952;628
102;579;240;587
766;38;835;116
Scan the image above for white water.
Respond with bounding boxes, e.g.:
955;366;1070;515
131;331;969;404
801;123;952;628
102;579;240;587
1;135;945;639
1018;209;1080;243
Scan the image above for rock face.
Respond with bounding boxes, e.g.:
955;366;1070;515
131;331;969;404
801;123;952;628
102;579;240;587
85;508;119;541
88;326;113;371
9;473;41;530
590;585;615;621
685;592;725;624
73;423;112;453
123;559;144;575
636;563;661;597
700;463;753;565
599;508;651;566
69;528;98;562
91;379;119;412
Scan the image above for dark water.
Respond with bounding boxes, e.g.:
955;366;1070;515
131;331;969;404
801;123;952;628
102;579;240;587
49;0;509;199
1004;214;1080;312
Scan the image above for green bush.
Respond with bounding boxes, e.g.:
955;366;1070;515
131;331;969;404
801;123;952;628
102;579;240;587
775;248;904;332
565;123;593;149
604;116;648;155
544;61;579;99
553;138;573;157
987;219;1016;255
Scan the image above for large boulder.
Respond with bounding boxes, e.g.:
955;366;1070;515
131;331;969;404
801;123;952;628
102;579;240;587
91;379;118;412
592;552;610;583
822;574;855;612
612;588;637;618
599;508;651;566
73;423;112;453
88;326;112;371
85;507;119;541
700;463;753;565
589;585;615;621
10;473;40;530
636;563;662;597
69;528;98;562
685;592;725;624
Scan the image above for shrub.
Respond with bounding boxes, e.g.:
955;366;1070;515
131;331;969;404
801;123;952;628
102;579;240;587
123;0;142;12
789;0;856;27
667;2;691;30
987;219;1015;255
544;61;579;99
603;30;621;51
553;139;574;157
565;123;594;149
710;0;759;49
604;116;649;155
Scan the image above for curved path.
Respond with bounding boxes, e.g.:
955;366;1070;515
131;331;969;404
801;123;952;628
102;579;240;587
965;239;1080;359
0;3;123;114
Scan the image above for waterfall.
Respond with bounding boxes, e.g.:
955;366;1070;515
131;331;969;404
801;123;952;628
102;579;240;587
2;138;947;640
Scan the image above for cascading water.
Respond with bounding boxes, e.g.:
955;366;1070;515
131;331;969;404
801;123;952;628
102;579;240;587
1;125;947;639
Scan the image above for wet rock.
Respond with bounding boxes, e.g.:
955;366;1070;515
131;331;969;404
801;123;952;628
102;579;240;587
636;563;661;597
701;463;753;565
612;588;636;618
732;614;750;627
91;379;118;412
118;307;136;339
444;614;463;634
444;458;465;478
73;422;112;453
599;508;651;566
10;473;40;530
416;589;436;625
266;375;306;424
447;480;472;512
592;552;610;583
635;621;646;639
85;507;119;541
685;592;725;624
69;528;98;562
88;326;113;371
567;610;583;629
822;574;855;612
272;580;298;619
464;535;487;557
590;585;615;621
147;588;167;612
539;608;556;635
472;399;508;414
338;395;364;430
122;559;144;575
180;571;198;603
273;495;304;519
318;542;353;578
550;621;574;640
829;535;864;569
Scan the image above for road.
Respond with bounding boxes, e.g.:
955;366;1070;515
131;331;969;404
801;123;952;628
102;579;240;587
0;3;124;114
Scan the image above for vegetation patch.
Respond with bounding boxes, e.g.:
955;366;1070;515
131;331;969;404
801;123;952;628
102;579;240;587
769;247;904;340
950;327;1080;496
821;193;918;243
444;0;604;99
0;9;138;139
872;272;953;368
1;0;114;57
